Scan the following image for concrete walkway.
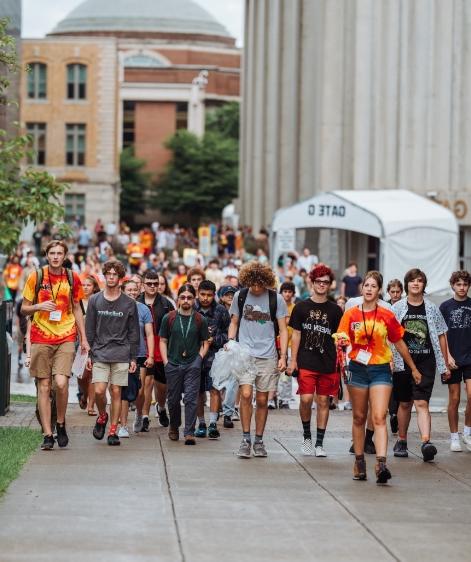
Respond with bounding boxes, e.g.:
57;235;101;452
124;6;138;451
0;406;470;562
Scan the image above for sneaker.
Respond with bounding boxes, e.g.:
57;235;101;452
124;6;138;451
314;445;327;457
393;439;408;458
93;412;109;440
353;458;367;481
208;422;220;439
364;440;376;455
421;441;437;462
158;408;170;428
168;428;179;441
329;397;337;410
390;414;398;434
253;441;268;457
118;426;130;438
133;415;143;433
237;439;251;458
185;435;196;445
278;400;290;409
232;408;240;421
154;403;159;418
56;422;69;448
223;415;234;429
141;416;150;432
375;461;392;484
107;433;120;446
195;423;207;438
343;401;352;411
450;439;462;452
301;437;313;456
462;434;471;449
349;443;355;455
267;400;276;410
41;434;54;451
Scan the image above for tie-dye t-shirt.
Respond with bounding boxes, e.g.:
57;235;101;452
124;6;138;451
23;267;84;344
337;305;404;364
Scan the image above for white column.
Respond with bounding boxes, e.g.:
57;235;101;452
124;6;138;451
188;70;208;138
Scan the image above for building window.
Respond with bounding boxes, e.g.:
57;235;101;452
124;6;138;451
122;101;135;148
66;124;86;166
64;193;85;225
176;102;188;130
26;123;46;165
27;62;47;99
67;63;87;100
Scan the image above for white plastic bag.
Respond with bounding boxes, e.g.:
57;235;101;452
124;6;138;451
210;340;256;390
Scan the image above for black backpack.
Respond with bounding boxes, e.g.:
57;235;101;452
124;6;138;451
236;288;279;341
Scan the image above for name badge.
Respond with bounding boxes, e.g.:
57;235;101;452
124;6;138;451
49;310;62;322
356;349;372;365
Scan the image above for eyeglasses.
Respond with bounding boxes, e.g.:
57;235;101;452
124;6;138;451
179;295;194;301
145;282;158;287
314;279;330;286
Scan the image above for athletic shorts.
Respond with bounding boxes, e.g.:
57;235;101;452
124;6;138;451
148;362;166;384
92;362;129;386
30;342;75;379
121;372;142;402
393;369;435;403
443;365;471;385
348;361;392;389
200;367;214;393
237;357;279;392
297;369;339;397
136;357;147;369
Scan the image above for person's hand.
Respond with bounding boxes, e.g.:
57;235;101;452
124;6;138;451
286;359;297;376
412;368;422;385
144;357;154;368
278;356;287;372
37;300;56;312
86;357;93;371
129;360;137;374
207;337;214;345
80;339;90;355
24;356;31;368
442;369;452;381
448;355;458;370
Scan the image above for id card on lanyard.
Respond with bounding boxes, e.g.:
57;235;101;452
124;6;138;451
356;305;377;365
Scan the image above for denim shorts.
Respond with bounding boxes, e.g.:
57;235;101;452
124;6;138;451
348;361;392;389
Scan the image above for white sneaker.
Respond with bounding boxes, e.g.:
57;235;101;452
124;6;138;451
343;401;352;411
462;434;471;447
133;415;143;433
450;439;462;452
267;399;276;410
301;438;313;456
154;403;159;418
314;445;327;457
118;426;130;438
232;408;240;421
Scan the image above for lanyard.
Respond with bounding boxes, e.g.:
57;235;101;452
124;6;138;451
178;313;193;341
361;305;377;347
48;269;63;303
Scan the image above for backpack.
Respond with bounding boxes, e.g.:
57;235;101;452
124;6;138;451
32;266;75;312
236;288;279;341
166;310;203;337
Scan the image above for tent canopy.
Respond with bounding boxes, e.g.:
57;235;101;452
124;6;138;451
271;190;458;295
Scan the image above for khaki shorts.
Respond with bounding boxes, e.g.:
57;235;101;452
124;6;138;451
238;357;279;392
30;342;76;379
92;362;129;386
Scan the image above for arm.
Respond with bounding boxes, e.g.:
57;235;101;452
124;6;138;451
24;319;31;368
144;322;154;368
439;333;451;379
277;316;288;371
85;298;97;370
394;339;422;384
287;329;301;375
340;282;346;297
128;304;140;373
213;309;230;349
21;297;56;316
227;314;238;341
160;337;168;365
199;339;210;358
73;301;90;354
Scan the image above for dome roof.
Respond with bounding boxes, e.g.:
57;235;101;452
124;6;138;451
49;0;231;39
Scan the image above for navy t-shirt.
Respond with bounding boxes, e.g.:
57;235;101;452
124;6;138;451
439;297;471;366
342;275;362;298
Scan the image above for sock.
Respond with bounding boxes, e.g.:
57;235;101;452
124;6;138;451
198;416;206;425
315;427;326;447
109;424;118;435
302;420;311;440
243;431;251;442
450;432;459;441
209;412;218;424
464;425;471;436
376;456;386;464
365;428;374;444
255;434;263;443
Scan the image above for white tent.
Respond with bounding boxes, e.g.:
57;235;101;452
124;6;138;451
271;190;458;295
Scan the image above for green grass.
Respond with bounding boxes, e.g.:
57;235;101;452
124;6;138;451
0;428;42;496
10;394;36;403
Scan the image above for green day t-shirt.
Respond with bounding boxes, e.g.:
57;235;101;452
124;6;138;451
402;302;434;367
159;312;208;365
229;290;288;359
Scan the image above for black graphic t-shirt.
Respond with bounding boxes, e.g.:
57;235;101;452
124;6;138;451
289;299;342;373
402;302;435;372
440;297;471;366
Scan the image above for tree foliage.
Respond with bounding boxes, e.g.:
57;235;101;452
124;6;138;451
119;146;151;225
205;102;239;140
0;18;68;255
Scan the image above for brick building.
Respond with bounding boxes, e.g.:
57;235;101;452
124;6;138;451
20;0;240;229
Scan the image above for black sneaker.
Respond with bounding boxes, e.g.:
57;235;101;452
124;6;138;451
393;439;408;458
93;412;109;440
208;422;220;439
278;400;290;409
158;408;170;428
349;443;355;455
390;414;398;434
56;422;69;448
421;441;437;462
364;440;376;455
41;434;54;451
107;433;120;446
329;397;337;410
223;415;234;429
141;416;150;432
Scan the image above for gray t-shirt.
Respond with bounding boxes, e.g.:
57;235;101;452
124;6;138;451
229;290;288;359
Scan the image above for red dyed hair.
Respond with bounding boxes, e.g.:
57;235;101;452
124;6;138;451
309;264;335;283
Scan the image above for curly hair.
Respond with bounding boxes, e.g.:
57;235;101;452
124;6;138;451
449;270;471;286
309;264;335;284
238;261;276;289
102;260;126;279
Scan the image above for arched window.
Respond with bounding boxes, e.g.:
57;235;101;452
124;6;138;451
67;63;87;100
27;62;47;99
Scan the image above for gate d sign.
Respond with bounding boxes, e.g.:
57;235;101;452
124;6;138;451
277;228;296;252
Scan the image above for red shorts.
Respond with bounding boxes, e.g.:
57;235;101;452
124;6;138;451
297;369;340;397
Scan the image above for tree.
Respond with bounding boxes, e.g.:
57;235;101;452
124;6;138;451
119;147;151;226
206;101;239;140
0;18;68;255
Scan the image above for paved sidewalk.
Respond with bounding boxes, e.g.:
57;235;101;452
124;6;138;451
0;407;470;561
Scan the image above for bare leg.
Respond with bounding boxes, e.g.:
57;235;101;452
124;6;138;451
316;395;330;429
447;384;461;433
109;384;122;427
121;400;129;426
94;382;108;416
465;380;471;427
239;384;253;433
209;388;221;415
37;378;52;435
142;375;154;417
397;401;413;439
349;386;369;455
54;374;69;424
369;385;392;457
414;399;432;441
255;391;269;435
300;393;314;424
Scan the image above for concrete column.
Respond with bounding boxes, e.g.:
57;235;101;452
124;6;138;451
187;71;208;138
